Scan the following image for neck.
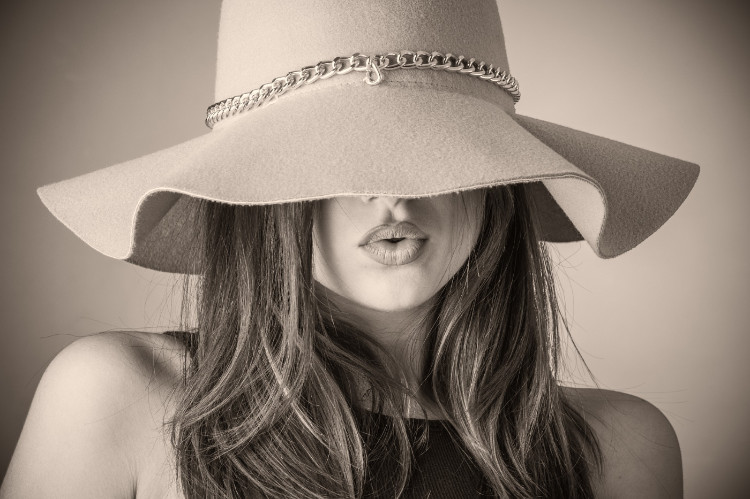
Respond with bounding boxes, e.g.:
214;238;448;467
315;285;444;418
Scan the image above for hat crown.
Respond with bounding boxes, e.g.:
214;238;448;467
214;0;510;101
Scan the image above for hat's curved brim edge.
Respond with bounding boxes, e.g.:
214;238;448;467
513;114;700;259
36;82;699;273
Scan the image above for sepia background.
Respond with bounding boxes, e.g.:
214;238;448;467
1;0;748;496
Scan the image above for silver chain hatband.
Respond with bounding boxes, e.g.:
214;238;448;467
205;50;520;128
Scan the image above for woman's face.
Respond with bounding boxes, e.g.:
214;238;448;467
313;191;485;312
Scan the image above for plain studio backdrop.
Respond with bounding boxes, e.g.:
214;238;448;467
1;1;748;497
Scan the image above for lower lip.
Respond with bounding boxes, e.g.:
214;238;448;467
360;239;427;266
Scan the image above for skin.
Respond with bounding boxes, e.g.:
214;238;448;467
312;193;484;396
313;194;484;312
0;194;683;497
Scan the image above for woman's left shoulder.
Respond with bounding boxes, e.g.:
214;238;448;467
562;386;683;498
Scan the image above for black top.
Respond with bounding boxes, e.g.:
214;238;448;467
164;331;491;498
359;412;492;498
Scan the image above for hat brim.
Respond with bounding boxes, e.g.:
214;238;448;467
37;78;698;273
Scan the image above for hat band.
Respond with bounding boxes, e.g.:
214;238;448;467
205;50;521;129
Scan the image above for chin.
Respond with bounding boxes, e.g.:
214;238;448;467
355;280;437;312
313;266;443;313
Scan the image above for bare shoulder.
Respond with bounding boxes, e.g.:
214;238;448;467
1;330;189;498
562;387;683;498
37;330;189;414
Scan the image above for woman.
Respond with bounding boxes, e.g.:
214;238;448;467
1;0;696;497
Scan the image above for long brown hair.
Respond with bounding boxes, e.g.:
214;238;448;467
168;184;601;497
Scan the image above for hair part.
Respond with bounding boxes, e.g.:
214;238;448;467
168;184;602;498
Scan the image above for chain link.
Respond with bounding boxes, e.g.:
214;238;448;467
206;50;520;128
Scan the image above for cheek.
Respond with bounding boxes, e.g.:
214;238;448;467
312;199;361;290
433;192;484;278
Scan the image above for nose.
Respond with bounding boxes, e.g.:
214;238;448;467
359;196;405;210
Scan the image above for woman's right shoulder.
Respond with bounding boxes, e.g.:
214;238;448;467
0;330;190;498
41;330;191;399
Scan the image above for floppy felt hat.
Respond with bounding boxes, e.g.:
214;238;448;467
37;0;699;274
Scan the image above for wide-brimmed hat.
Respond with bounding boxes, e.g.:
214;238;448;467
37;0;699;274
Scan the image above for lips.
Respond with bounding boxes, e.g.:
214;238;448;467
358;221;428;246
359;221;428;266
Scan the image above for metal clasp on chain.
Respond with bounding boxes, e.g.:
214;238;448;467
364;56;383;85
351;53;384;85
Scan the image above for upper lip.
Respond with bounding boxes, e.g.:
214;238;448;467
359;221;428;246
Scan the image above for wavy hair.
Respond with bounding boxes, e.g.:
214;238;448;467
167;184;602;498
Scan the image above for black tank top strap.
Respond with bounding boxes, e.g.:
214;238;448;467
163;330;198;358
